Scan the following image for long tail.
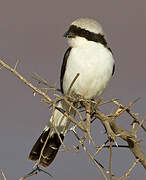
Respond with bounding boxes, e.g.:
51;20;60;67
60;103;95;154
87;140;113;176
29;101;74;167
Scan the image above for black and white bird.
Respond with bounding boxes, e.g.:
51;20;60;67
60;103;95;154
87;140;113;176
29;18;115;167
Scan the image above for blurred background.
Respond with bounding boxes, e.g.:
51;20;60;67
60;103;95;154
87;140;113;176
0;0;145;179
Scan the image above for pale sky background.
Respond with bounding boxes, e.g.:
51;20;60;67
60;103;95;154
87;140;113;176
0;0;145;180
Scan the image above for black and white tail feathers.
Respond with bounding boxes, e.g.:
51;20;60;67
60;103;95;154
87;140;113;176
29;128;64;167
29;101;74;167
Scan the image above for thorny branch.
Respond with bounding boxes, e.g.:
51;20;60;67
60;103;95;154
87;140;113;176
0;60;52;103
0;59;146;180
19;166;53;180
95;109;146;169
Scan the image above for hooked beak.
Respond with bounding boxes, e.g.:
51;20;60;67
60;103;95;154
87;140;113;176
63;30;76;38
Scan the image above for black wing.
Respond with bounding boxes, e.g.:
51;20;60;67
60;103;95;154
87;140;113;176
60;47;72;94
112;63;115;76
108;47;115;76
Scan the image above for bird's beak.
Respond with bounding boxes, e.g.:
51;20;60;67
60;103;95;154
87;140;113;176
64;30;76;38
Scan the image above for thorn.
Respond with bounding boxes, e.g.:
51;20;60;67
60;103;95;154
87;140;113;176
56;107;65;114
33;91;36;96
69;125;77;134
106;170;110;174
0;65;3;70
114;140;118;147
14;59;19;70
36;166;53;178
94;158;105;169
91;117;96;123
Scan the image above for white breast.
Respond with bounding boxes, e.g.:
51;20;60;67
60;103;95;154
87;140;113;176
63;39;114;99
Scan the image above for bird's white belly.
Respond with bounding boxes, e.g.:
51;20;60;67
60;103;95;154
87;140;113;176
63;44;114;99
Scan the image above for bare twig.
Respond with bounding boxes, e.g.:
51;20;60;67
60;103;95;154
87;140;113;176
85;101;91;139
0;60;52;103
71;130;108;180
94;140;109;157
56;106;86;132
52;102;66;147
32;72;60;92
33;130;51;168
135;116;146;134
63;97;85;127
0;169;6;180
19;170;37;180
112;99;146;132
109;140;113;180
19;166;52;180
118;159;140;180
67;73;80;95
83;146;108;180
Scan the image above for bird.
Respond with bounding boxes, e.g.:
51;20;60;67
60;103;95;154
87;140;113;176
29;17;115;167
